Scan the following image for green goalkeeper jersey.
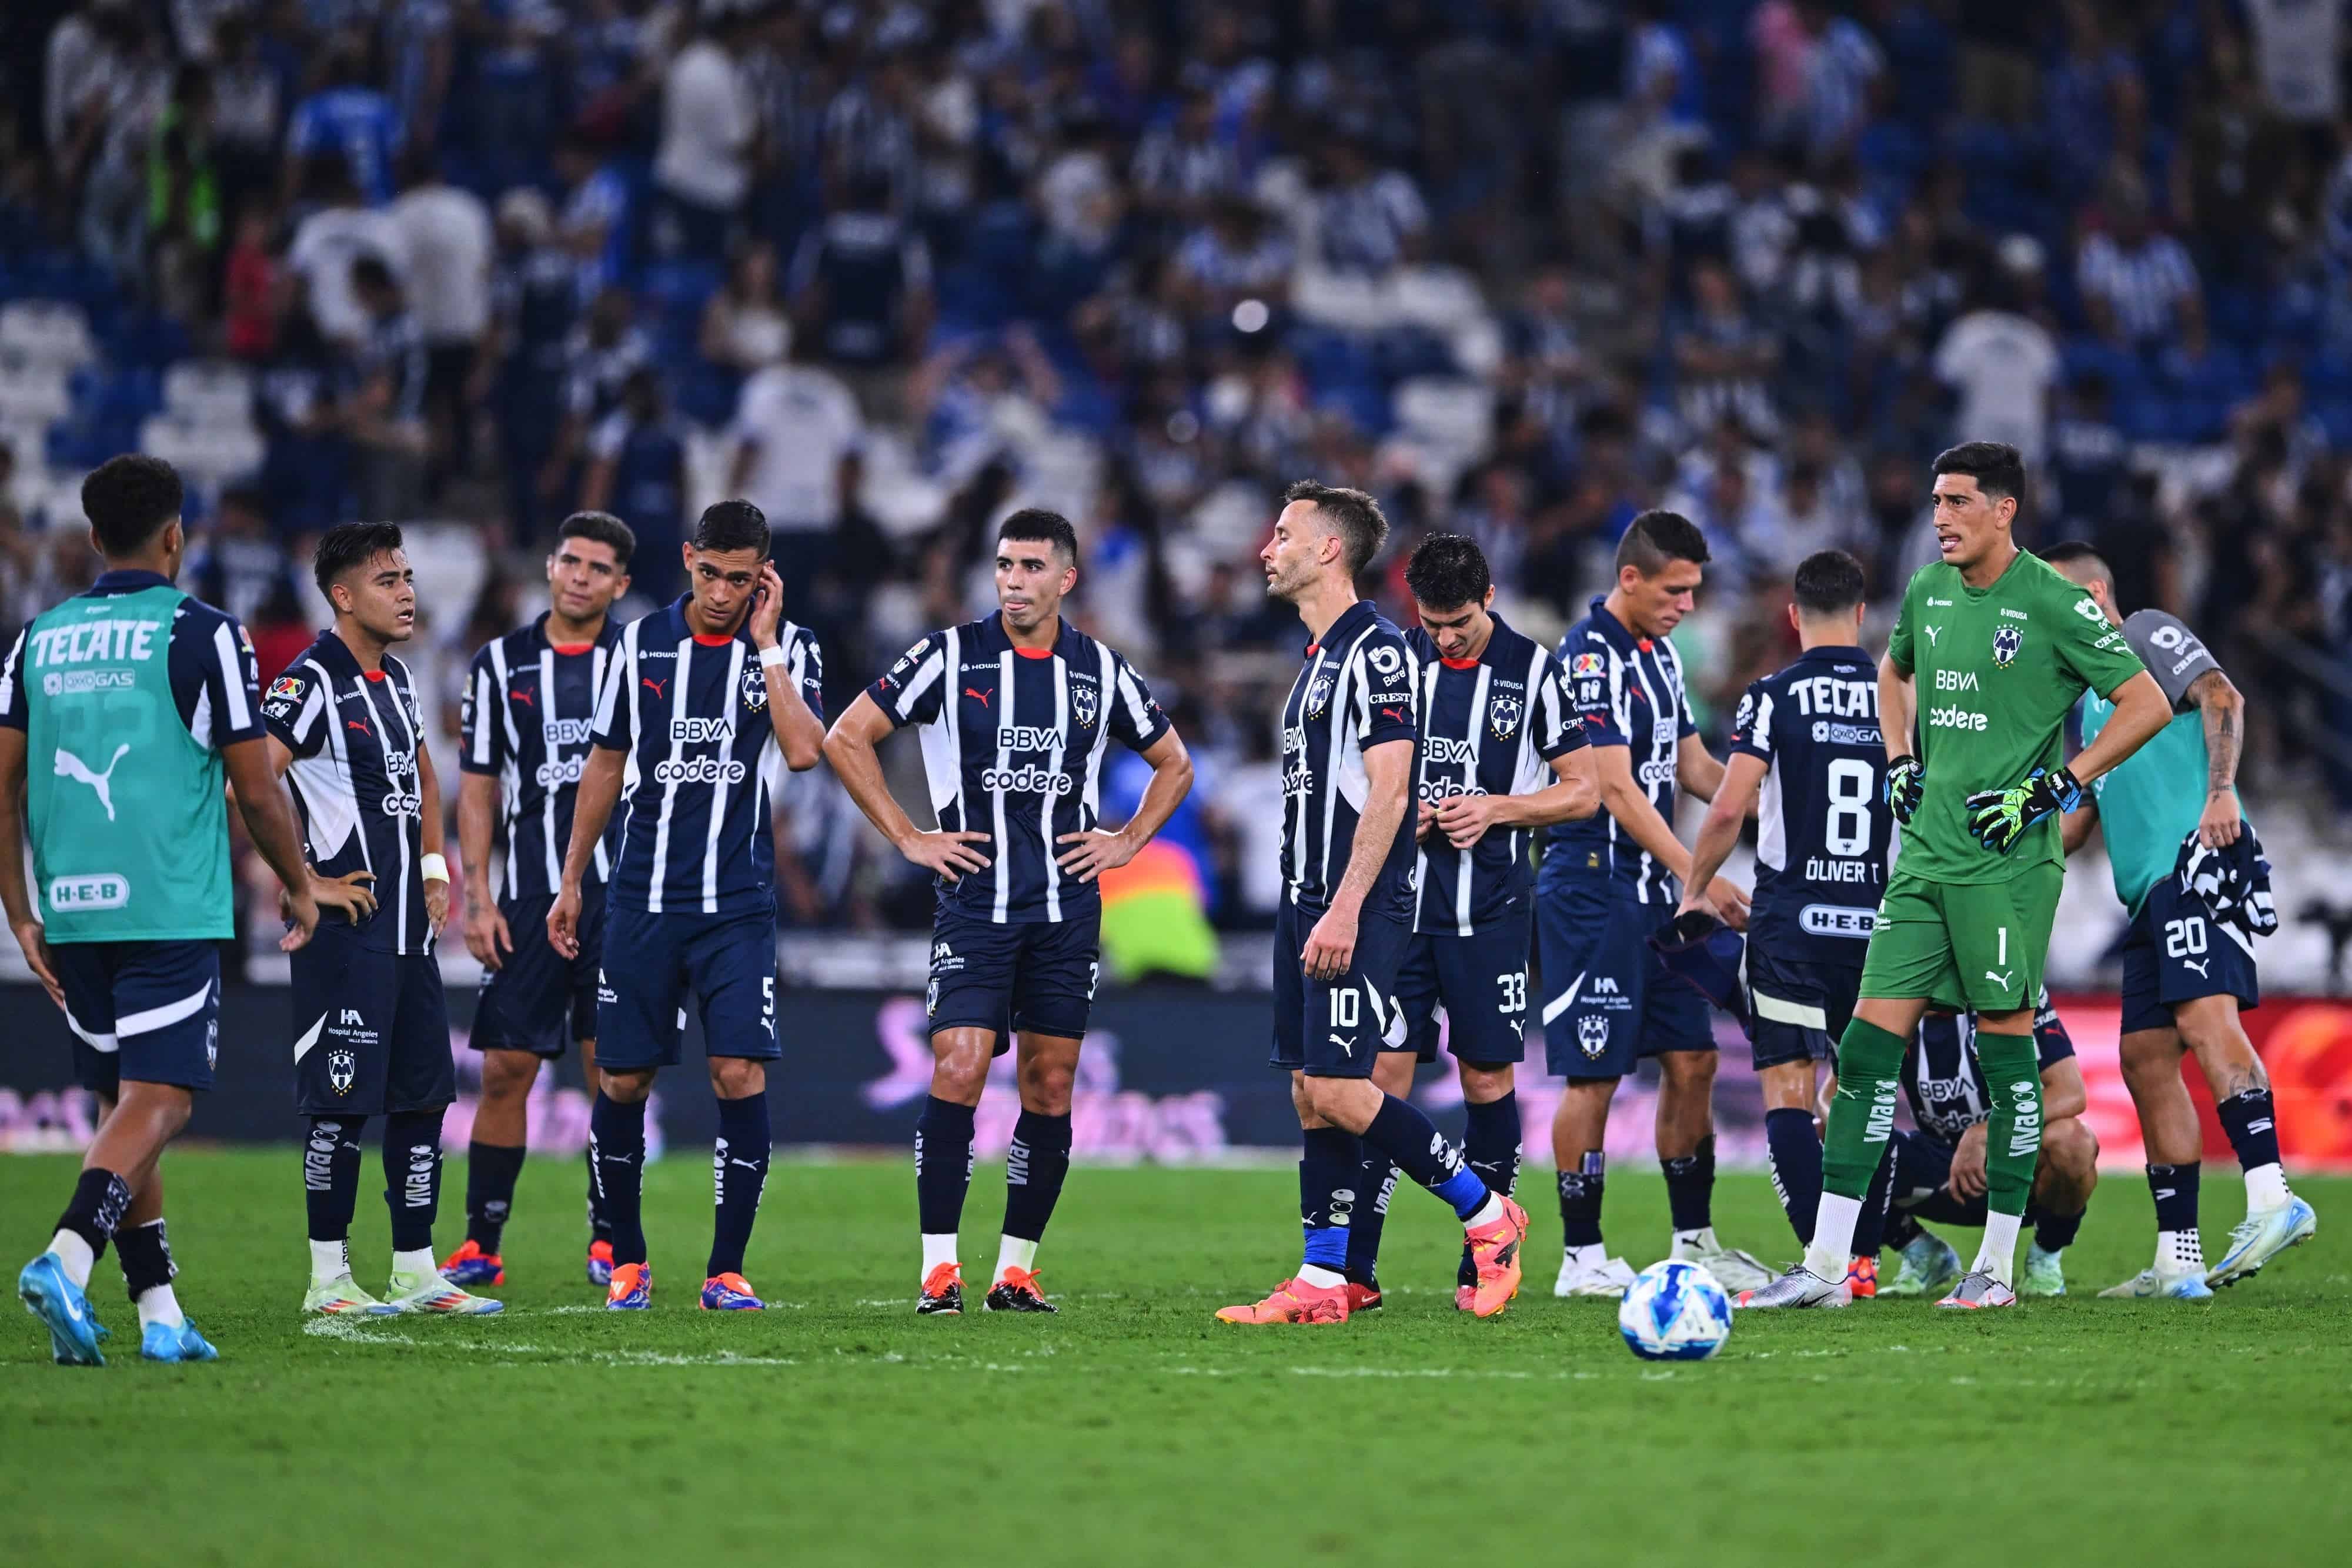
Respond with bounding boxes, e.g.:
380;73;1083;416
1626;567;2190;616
1886;549;2146;884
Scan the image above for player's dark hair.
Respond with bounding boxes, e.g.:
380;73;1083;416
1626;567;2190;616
1615;510;1712;577
2039;539;2113;589
81;453;184;558
997;507;1079;566
1404;533;1491;611
312;520;406;599
1791;549;1867;617
559;509;636;569
690;499;770;555
1284;479;1389;576
1932;440;2027;504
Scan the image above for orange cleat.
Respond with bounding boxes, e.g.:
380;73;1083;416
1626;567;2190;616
1846;1256;1879;1300
605;1261;651;1310
1465;1196;1529;1318
437;1239;504;1286
586;1239;615;1287
1344;1282;1383;1313
1214;1276;1349;1324
1454;1285;1475;1312
984;1266;1058;1314
917;1262;964;1316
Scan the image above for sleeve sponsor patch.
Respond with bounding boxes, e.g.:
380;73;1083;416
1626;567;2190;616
1571;653;1603;677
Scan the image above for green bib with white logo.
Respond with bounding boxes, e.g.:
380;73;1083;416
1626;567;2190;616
23;584;233;941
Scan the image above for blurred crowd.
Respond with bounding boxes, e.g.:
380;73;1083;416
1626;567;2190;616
1;0;2350;944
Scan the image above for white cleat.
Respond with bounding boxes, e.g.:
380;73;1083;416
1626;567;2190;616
1735;1265;1851;1309
1671;1228;1775;1293
303;1275;397;1316
1935;1269;2018;1309
2098;1265;2213;1300
2205;1197;2318;1289
382;1267;505;1315
1554;1253;1638;1298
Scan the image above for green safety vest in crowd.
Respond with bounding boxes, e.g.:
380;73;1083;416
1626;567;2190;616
22;584;235;942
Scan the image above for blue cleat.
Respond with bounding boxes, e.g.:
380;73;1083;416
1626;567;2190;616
2206;1196;2318;1289
587;1239;614;1288
606;1261;651;1309
437;1240;505;1286
18;1253;106;1366
2099;1265;2213;1300
140;1318;219;1362
700;1272;764;1310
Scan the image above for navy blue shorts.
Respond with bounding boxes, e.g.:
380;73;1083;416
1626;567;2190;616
1885;1127;1999;1228
2120;878;2259;1035
1746;944;1862;1073
1272;900;1414;1079
594;905;779;1072
472;887;606;1057
52;940;221;1097
927;907;1100;1053
1535;878;1713;1078
1393;921;1530;1066
292;924;455;1116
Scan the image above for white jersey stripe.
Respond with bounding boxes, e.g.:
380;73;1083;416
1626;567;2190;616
378;657;422;953
646;636;693;914
212;622;252;732
1043;656;1069;922
991;650;1014;923
590;644;613;884
701;639;747;912
1455;662;1492;937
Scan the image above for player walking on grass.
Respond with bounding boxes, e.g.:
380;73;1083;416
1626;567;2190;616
266;523;492;1316
1538;512;1771;1299
1681;550;1897;1295
1746;442;2171;1311
1339;533;1596;1313
1217;482;1529;1326
550;500;826;1312
824;510;1194;1315
2044;544;2317;1299
8;456;371;1363
442;512;634;1292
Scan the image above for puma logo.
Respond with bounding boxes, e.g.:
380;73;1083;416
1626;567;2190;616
1380;706;1405;723
345;718;370;737
1328;1032;1355;1057
510;688;534;707
53;744;130;821
1985;968;2014;988
2183;957;2211;978
964;686;993;707
1923;626;1942;646
642;677;668;699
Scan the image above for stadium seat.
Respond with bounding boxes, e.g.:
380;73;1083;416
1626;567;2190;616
138;414;263;489
0;363;72;427
162;361;258;427
0;301;95;371
1392;377;1495;464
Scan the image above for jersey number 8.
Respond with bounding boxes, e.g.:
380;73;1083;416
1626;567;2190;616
1825;758;1876;857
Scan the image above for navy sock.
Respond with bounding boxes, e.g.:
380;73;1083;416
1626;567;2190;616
1344;1154;1398;1286
1765;1108;1824;1246
1662;1135;1715;1234
1456;1094;1521;1285
383;1110;445;1254
1852;1144;1894;1259
2033;1202;2084;1252
1882;1206;1923;1252
708;1092;771;1278
914;1095;976;1238
1558;1154;1605;1249
56;1166;132;1261
1001;1108;1073;1242
585;1144;612;1244
304;1116;365;1243
1300;1126;1361;1272
1362;1093;1488;1218
465;1141;527;1253
2147;1162;2200;1233
115;1218;174;1304
2214;1089;2284;1175
589;1093;648;1266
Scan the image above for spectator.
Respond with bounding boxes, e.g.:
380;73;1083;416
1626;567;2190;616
1312;132;1427;275
788;173;933;414
189;484;298;624
2243;0;2343;126
255;296;350;537
388;148;492;496
552;132;630;304
2078;170;2206;352
205;14;282;218
1131;89;1241;230
1173;196;1293;330
1672;259;1780;439
344;254;430;522
700;240;793;375
729;336;863;613
2175;41;2300;286
287;159;405;348
483;187;576;543
1796;0;1885;168
283;34;401;207
1933;266;2060;465
650;4;758;262
537;286;649;519
222;203;278;360
581;367;688;604
2049;374;2129;532
146;63;222;322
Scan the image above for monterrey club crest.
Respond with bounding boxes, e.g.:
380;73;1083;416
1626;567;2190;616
1992;625;2023;668
1071;680;1100;728
1306;672;1335;718
1577;1014;1610;1059
328;1048;356;1095
743;662;769;711
1488;692;1523;740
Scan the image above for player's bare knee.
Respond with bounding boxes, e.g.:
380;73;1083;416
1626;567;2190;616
1658;1050;1716;1099
2036;1119;2099;1199
709;1057;766;1099
1371;1052;1415;1098
601;1068;654;1104
479;1049;539;1103
1758;1061;1815;1113
1017;1056;1075;1116
1291;1071;1319;1127
1459;1062;1513;1104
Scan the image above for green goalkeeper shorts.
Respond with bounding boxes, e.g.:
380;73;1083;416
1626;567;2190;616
1857;862;2060;1016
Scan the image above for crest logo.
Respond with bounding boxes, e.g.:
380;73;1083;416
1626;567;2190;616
1071;681;1099;728
1306;673;1335;718
1577;1014;1610;1059
1488;693;1522;740
328;1049;356;1094
743;663;769;711
1992;625;2023;667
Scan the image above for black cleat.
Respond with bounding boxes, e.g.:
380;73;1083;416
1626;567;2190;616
983;1267;1058;1313
917;1262;964;1316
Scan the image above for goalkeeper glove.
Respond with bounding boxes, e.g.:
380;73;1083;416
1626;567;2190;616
1964;766;2084;854
1885;755;1925;824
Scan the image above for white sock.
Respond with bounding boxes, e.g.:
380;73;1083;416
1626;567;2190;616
1803;1194;1862;1281
2244;1162;2291;1210
1298;1263;1345;1289
1464;1192;1504;1230
996;1236;1038;1280
2159;1228;2204;1272
308;1238;350;1284
921;1232;960;1282
135;1283;184;1330
1673;1226;1714;1251
391;1247;436;1282
1976;1211;2022;1286
48;1229;95;1289
1565;1242;1610;1269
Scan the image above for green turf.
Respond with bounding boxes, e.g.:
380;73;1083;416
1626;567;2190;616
4;1152;2347;1565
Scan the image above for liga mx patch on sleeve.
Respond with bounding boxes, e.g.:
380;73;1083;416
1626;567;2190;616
263;673;305;720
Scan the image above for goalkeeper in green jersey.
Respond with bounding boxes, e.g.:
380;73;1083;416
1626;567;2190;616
1745;442;2173;1311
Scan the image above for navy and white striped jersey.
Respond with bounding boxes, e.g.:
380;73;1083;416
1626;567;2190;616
1902;994;2072;1149
262;630;435;955
866;615;1170;925
1540;597;1697;904
1726;644;1892;968
589;599;823;918
459;613;626;903
1404;613;1586;936
1277;600;1418;917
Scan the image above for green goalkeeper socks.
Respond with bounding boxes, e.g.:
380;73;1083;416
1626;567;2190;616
1971;1025;2042;1218
1820;1018;1906;1201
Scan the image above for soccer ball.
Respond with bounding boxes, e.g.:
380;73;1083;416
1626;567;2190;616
1617;1259;1733;1362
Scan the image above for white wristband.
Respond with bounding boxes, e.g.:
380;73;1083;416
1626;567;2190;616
757;644;789;669
420;853;449;884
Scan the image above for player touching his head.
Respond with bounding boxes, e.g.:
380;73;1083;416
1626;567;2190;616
2044;543;2315;1298
1339;533;1597;1313
1217;482;1529;1326
1746;442;2171;1311
441;511;634;1292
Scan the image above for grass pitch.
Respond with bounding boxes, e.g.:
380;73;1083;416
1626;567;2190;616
5;1152;2348;1566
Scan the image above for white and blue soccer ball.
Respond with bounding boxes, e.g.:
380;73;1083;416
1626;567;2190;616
1618;1259;1733;1362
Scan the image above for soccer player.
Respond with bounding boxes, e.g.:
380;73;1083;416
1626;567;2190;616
1339;533;1597;1313
2044;543;2317;1298
267;522;497;1315
1876;995;2098;1299
549;500;825;1312
1681;549;1897;1293
824;510;1194;1315
1538;511;1769;1298
1215;482;1529;1326
1745;442;2170;1310
442;511;635;1291
8;456;369;1363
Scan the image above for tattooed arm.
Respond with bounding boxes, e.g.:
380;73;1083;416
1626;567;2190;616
2186;667;2244;848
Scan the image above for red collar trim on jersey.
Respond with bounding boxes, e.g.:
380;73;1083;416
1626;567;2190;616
691;633;735;647
1441;656;1478;670
1304;643;1319;657
362;669;387;682
1013;646;1054;660
1638;638;1653;652
549;641;594;656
